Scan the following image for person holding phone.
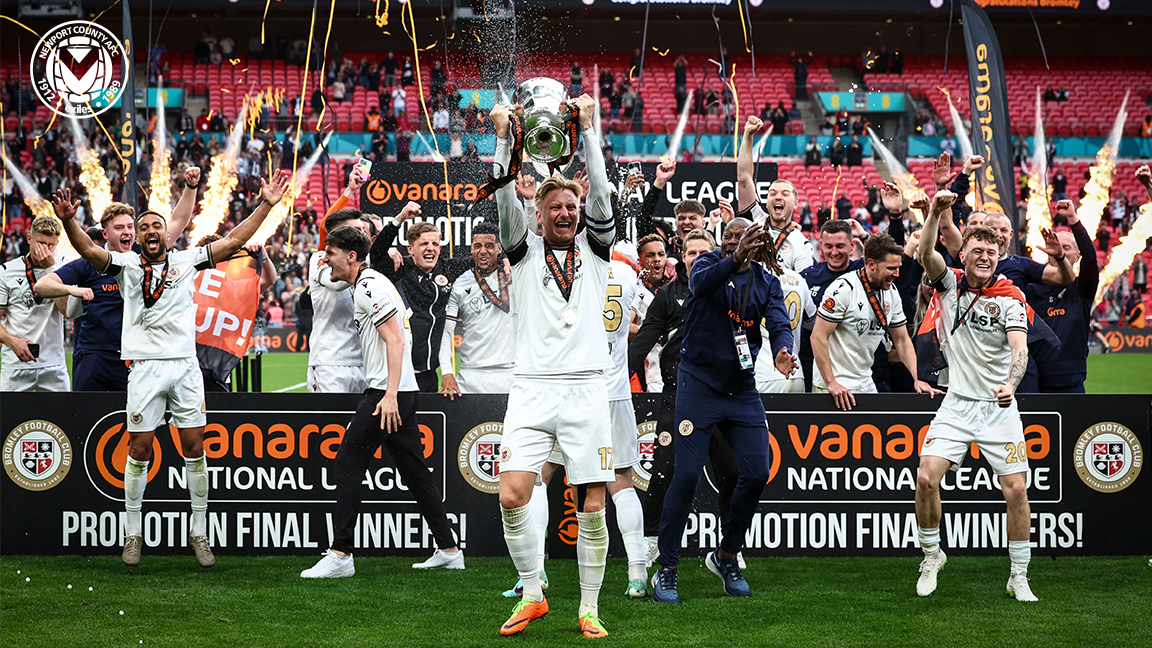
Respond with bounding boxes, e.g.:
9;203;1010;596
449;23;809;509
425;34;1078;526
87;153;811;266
0;216;69;392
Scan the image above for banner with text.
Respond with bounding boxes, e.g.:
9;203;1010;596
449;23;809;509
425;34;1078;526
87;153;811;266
2;393;1146;557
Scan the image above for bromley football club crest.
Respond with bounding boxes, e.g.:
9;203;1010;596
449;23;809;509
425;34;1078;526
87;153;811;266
457;422;503;494
631;421;658;491
1074;422;1143;493
3;420;73;491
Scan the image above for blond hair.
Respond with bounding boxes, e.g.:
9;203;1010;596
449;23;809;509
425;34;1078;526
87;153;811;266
100;202;136;228
534;174;584;213
681;228;716;251
31;215;62;237
406;221;439;245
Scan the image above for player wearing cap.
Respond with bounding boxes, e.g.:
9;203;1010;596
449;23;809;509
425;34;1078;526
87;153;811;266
913;190;1044;602
52;170;291;570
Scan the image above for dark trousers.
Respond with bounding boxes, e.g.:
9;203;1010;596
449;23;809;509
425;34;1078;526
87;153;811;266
73;349;129;391
643;389;738;538
657;371;770;568
1040;382;1085;394
415;370;439;393
332;389;456;553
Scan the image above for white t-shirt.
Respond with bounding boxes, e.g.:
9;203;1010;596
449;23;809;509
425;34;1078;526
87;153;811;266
746;202;816;273
930;269;1028;402
813;268;906;391
605;259;639;400
630;282;663;393
391;87;407;114
307;251;362;367
105;247;214;360
510;232;612;377
0;258;64;369
441;267;517;372
756;268;815;389
353;268;419;392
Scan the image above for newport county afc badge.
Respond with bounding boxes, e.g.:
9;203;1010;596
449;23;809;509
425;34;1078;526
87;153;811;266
457;422;503;494
3;420;73;491
1075;422;1143;493
678;420;694;436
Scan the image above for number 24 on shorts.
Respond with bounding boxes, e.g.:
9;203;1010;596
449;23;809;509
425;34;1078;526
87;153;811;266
598;447;613;470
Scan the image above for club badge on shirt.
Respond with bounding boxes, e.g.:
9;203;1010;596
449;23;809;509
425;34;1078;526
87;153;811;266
434;274;449;287
678;420;694;436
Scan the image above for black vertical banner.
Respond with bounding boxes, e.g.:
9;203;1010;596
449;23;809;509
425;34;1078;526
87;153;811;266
120;0;138;211
961;0;1018;252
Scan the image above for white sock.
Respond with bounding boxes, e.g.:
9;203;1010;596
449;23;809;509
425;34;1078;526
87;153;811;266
611;487;646;581
124;457;149;536
529;481;550;572
502;505;543;602
1009;540;1031;573
185;455;209;536
576;510;608;618
918;526;941;555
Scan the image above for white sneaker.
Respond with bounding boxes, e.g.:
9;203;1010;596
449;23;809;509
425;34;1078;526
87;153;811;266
916;550;947;597
1007;571;1038;602
301;549;355;578
644;536;659;568
412;548;465;570
736;551;747;570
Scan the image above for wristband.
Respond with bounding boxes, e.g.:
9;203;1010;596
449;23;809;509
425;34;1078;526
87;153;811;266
186;179;200;189
1055;254;1066;262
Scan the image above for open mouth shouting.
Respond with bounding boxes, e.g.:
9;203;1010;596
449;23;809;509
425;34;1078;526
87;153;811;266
143;232;163;256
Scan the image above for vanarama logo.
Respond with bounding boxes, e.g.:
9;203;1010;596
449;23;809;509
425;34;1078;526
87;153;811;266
365;179;487;205
1074;422;1143;493
1103;329;1152;353
631;420;658;491
3;420;73;491
458;422;503;494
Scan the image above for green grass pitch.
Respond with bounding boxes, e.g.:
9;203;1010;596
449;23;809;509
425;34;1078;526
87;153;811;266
2;555;1150;647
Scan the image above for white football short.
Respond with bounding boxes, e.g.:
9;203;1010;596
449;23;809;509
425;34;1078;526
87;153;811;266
126;358;206;432
456;367;514;394
308;364;368;394
0;364;70;392
920;393;1028;476
813;380;878;394
757;376;805;394
546;398;639;470
501;376;613;485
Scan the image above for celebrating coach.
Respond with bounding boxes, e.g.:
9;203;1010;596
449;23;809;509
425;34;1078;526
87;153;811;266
651;220;798;605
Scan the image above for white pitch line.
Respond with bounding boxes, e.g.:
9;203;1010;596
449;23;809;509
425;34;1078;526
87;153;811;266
273;381;308;393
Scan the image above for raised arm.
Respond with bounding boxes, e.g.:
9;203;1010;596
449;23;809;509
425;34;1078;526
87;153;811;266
1038;228;1075;286
490;104;529;256
207;170;291;263
578;94;614;256
1136;164;1152;203
166;166;201;248
52;188;110;271
318;165;365;249
919;190;954;282
369;200;420;279
737;116;765;213
1053;199;1097;298
635;160;673;239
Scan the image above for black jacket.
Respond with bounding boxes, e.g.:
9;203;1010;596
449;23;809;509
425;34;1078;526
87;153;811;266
628;269;689;392
370;223;474;373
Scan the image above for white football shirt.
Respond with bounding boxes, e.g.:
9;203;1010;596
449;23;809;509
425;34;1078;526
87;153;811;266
510;232;612;377
308;251;363;367
353;268;419;392
813;268;906;391
746;202;816;273
756;268;815;389
440;267;517;372
104;247;213;360
0;258;65;368
630;282;664;393
931;270;1028;402
605;259;639;400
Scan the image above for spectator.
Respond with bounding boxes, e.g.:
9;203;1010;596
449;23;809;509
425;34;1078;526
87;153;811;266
1051;166;1068;200
940;136;956;157
1111;191;1128;228
401;57;415;87
179;109;194;133
1056;83;1069;102
788;102;802;121
331;78;346;102
673;54;688;96
365;107;382;132
1044;86;1058;102
789;50;813;99
835;193;852;219
821;116;835;136
195;109;211;132
622;82;639;118
219;36;234;58
449;131;463;161
630;48;643;73
431;61;447;98
846;136;864;167
805;136;822;166
267;299;284;327
396;110;411;134
432;106;449;132
829;137;845;166
769;101;788;134
382;52;399;87
194;38;210;65
703;85;719;116
599;68;615;98
1141;115;1152;138
890;50;903;74
631;97;645;133
311;88;325;115
875;46;890;74
396;131;411;162
1133;256;1148;295
209;45;222;66
569;61;584;95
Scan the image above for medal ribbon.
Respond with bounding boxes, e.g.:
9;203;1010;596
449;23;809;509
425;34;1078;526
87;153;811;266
141;256;171;309
474;267;511;313
950;273;990;336
857;267;893;345
771;222;794;255
547;103;582;177
473;113;526;204
22;257;45;305
543;242;578;302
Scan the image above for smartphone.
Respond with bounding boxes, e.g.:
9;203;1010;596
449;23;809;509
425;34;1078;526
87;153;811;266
29;343;40;360
358;157;373;174
627;161;643;178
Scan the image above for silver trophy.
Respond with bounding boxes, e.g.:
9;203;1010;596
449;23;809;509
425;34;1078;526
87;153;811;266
512;77;574;175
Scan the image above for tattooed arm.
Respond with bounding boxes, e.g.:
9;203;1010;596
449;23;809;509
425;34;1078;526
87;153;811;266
994;329;1029;408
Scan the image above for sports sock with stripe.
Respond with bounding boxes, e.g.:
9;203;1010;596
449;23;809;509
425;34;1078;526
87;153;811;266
529;481;549;572
502;504;543;602
124;457;149;536
185;455;209;536
611;488;647;581
576;510;608;617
